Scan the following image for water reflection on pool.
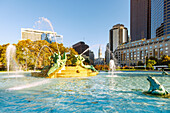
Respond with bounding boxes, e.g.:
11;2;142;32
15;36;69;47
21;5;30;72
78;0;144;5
0;71;170;112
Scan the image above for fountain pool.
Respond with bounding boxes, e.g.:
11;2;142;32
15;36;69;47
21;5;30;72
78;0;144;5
0;71;170;112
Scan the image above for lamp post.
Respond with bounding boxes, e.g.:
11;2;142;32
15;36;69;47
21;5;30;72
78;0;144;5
145;55;147;70
129;35;131;71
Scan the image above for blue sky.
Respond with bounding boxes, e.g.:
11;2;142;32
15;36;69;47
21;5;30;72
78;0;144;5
0;0;130;58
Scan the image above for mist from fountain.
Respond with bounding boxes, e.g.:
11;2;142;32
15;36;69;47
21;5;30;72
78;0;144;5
6;44;20;73
34;45;54;70
33;17;55;32
106;46;118;74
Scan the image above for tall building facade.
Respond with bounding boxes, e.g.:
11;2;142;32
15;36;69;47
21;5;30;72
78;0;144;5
98;46;102;58
109;24;128;52
89;50;94;65
130;0;151;41
114;35;170;66
151;0;170;38
21;28;63;43
72;41;89;56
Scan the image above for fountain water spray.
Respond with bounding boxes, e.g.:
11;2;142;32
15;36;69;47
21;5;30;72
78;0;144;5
34;45;54;70
33;17;64;71
6;44;19;73
33;17;54;32
106;46;118;73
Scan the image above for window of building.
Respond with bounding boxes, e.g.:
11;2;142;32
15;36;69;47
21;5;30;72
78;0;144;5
145;50;148;57
165;47;168;55
149;49;152;56
140;51;142;60
134;52;136;60
124;53;126;61
159;48;163;58
153;49;158;58
121;53;123;61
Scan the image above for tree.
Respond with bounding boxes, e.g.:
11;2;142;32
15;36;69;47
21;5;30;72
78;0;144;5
147;59;156;70
0;43;10;69
0;39;79;70
161;55;170;65
137;61;144;66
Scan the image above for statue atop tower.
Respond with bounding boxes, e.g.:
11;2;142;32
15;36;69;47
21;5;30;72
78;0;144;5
98;45;102;58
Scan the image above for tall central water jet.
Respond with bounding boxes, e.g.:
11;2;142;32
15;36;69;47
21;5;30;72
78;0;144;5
106;46;117;73
109;59;116;73
6;44;19;72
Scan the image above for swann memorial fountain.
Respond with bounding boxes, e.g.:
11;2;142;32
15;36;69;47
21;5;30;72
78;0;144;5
0;18;169;112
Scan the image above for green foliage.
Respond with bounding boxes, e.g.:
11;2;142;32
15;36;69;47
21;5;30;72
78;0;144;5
0;43;10;68
137;61;144;66
0;39;78;70
94;65;109;71
161;55;170;65
147;59;156;70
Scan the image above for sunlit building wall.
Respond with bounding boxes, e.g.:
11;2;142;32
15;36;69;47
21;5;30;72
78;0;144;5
21;28;57;42
114;35;170;66
109;24;128;53
89;50;94;65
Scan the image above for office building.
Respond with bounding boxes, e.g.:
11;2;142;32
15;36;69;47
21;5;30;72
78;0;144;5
72;41;89;56
105;43;110;64
98;46;102;58
109;24;128;52
130;0;151;41
89;50;94;65
21;28;61;43
114;35;170;66
151;0;170;38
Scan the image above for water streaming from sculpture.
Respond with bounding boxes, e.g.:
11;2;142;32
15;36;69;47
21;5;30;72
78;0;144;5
80;45;117;73
6;44;19;72
34;45;54;70
109;59;115;73
33;17;55;32
106;46;117;73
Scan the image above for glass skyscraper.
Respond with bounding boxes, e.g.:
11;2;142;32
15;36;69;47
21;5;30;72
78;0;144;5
151;0;170;38
130;0;151;41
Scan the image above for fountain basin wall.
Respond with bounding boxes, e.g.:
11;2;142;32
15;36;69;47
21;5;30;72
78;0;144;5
0;71;169;112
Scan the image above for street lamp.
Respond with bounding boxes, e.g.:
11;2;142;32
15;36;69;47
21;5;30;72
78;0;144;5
129;35;131;71
145;55;147;70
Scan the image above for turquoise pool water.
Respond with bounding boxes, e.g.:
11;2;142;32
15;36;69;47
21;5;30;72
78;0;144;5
0;71;170;112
